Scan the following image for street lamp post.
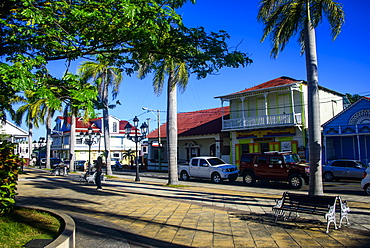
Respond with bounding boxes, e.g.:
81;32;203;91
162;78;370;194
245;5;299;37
125;116;148;182
36;137;45;168
79;127;101;169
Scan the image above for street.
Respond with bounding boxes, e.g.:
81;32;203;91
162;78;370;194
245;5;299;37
112;170;370;204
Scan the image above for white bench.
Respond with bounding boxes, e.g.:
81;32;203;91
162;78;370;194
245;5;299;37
79;172;106;184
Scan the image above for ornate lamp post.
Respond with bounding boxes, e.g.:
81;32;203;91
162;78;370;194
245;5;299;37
79;127;101;168
33;137;45;168
125;116;148;182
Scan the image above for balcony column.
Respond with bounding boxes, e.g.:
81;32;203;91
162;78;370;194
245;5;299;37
240;97;245;127
221;100;225;129
290;87;296;123
264;93;268;124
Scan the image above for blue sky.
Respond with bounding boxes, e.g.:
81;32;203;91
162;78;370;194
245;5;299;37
23;0;370;140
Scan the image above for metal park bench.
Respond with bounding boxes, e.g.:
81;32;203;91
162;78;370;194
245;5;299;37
272;192;350;233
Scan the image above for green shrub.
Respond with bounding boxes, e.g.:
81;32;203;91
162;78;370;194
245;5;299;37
0;140;24;215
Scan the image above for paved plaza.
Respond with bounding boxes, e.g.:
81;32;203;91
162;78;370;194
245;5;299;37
16;168;370;247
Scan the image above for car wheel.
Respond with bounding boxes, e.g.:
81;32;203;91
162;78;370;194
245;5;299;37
211;173;222;183
323;172;334;182
288;174;303;189
180;171;189;181
365;184;370;196
243;172;256;186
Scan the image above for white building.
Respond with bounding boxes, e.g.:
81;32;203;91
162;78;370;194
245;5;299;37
0;120;30;160
51;115;144;165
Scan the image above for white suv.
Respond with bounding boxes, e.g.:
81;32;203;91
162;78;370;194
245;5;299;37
361;167;370;196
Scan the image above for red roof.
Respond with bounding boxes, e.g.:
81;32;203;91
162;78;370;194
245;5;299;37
146;106;229;138
56;116;138;134
56;116;101;133
221;76;302;97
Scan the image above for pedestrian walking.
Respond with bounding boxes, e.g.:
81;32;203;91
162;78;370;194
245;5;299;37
95;156;103;190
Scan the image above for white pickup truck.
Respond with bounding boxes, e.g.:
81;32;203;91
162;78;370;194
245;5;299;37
178;156;239;183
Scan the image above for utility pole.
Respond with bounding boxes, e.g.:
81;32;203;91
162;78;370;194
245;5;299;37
142;107;162;171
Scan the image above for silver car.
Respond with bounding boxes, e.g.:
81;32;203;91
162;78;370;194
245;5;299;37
322;159;367;181
361;167;370;196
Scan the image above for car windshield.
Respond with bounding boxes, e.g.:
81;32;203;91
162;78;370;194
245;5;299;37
357;161;366;167
283;154;301;163
207;158;226;166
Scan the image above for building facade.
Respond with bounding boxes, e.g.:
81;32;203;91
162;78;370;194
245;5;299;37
215;76;347;166
322;97;370;165
146;107;230;169
0;120;30;160
51;115;142;165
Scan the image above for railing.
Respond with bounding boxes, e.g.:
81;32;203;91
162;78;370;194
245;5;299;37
223;113;302;130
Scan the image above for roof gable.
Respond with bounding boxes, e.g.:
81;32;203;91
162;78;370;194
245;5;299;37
322;97;370;127
0;121;28;136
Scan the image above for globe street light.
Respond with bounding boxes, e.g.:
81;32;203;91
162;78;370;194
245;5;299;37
79;127;101;169
125;116;148;182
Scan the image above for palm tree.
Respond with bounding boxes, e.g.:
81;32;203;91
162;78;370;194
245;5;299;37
78;55;123;176
139;57;189;185
258;0;344;195
122;149;136;166
14;91;47;166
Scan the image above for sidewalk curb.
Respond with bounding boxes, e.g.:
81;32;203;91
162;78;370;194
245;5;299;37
18;205;75;248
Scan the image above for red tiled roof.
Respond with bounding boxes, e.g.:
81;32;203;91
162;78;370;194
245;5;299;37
56;116;101;133
118;120;139;134
146;106;229;138
56;117;137;134
220;76;302;97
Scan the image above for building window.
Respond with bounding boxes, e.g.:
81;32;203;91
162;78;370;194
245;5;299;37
113;122;117;133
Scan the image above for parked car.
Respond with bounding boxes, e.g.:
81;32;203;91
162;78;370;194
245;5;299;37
239;152;310;189
361;167;370;196
74;160;87;171
39;158;61;168
322;159;367;182
178;157;238;183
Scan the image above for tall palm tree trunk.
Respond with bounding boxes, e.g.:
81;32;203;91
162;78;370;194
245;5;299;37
28;121;33;165
46;109;52;169
304;19;324;196
103;108;112;175
69;113;76;172
102;80;112;176
167;71;179;185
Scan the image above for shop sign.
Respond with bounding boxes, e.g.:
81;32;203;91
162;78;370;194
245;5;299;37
237;127;295;139
253;137;275;143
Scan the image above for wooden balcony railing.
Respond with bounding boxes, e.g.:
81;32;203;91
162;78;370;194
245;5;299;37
223;113;302;130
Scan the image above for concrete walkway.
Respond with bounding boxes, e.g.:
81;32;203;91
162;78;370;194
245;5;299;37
16;168;370;247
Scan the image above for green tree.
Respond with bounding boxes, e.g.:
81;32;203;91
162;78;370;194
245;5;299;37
78;55;123;176
139;57;189;185
0;139;24;215
138;24;252;185
2;0;249;119
258;0;344;195
14;91;47;166
345;93;362;104
122;149;136;166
